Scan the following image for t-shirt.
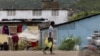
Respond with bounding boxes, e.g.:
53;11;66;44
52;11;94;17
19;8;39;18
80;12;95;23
48;26;54;38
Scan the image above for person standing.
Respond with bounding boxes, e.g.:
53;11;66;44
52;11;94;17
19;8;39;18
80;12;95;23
43;21;55;54
12;33;19;50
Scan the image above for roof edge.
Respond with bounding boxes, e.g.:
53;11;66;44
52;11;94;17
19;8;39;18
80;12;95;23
2;8;68;10
40;13;100;30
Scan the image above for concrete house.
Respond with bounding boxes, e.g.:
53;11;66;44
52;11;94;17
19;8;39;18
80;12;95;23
41;13;100;49
0;0;68;50
0;0;68;24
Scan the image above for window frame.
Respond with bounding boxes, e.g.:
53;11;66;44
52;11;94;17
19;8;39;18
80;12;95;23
33;10;42;16
52;10;59;16
7;10;16;16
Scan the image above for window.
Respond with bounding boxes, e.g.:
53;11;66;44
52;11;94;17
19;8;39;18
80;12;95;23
52;10;59;16
7;10;16;16
33;10;41;16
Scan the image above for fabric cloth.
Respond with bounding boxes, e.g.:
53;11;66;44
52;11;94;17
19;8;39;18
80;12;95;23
12;34;19;43
31;42;37;47
48;26;54;38
2;26;9;35
19;26;40;40
22;25;27;31
17;25;22;33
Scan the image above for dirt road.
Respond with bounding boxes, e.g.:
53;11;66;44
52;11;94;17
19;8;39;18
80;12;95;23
0;50;79;56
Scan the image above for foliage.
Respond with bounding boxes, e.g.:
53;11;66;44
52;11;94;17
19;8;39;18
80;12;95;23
0;0;100;21
18;39;43;50
59;35;81;50
59;38;75;50
18;40;27;50
71;0;100;11
69;11;100;21
0;0;100;13
0;0;100;11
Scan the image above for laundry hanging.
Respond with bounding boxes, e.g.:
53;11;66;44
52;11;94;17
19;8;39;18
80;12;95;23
2;25;9;35
17;25;22;33
18;26;40;40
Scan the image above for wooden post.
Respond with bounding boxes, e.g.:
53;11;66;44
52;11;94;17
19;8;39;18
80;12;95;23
8;37;13;50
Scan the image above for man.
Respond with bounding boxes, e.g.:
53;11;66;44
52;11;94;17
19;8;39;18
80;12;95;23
43;21;55;54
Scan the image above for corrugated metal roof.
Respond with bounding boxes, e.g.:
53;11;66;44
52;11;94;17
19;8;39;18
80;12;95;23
40;13;100;30
0;0;41;9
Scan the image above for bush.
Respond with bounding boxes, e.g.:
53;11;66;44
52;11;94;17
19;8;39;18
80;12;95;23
69;11;89;21
59;35;81;50
59;39;75;50
69;11;100;21
18;40;27;50
18;40;43;50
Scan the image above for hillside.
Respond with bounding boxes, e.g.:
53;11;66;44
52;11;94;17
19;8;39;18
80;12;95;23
68;0;100;20
70;0;100;11
57;0;78;8
0;0;100;20
0;0;99;11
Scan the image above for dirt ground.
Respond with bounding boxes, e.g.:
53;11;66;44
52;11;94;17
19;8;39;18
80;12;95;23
0;50;79;56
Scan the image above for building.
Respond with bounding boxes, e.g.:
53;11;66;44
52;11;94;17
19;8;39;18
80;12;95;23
0;0;68;24
0;0;68;50
41;13;100;49
0;9;68;24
